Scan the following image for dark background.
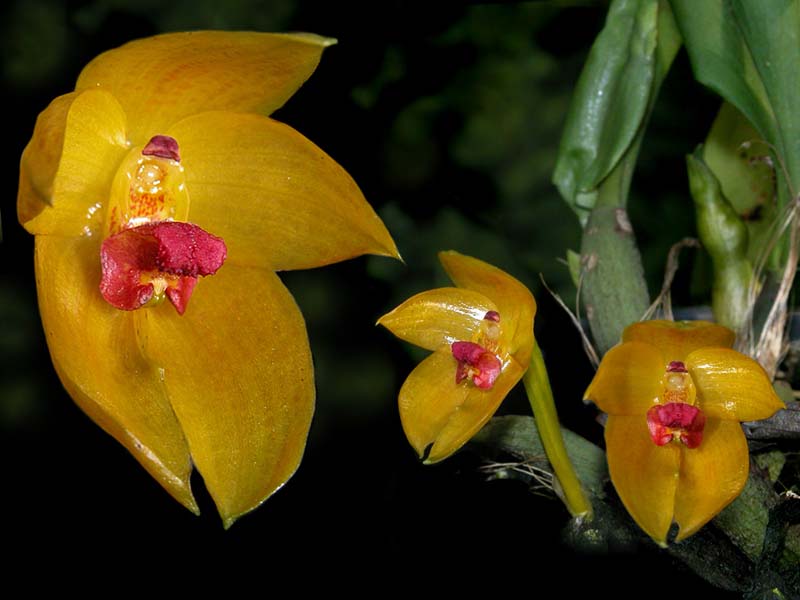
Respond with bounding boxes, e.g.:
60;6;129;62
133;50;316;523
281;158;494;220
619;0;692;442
1;0;734;594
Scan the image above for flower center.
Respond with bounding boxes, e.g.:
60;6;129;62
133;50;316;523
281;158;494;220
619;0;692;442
99;135;227;315
646;403;706;448
106;135;190;236
646;360;705;448
451;311;502;389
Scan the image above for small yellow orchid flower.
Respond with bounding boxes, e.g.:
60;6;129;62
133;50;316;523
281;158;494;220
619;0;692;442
378;251;536;463
584;320;785;545
18;31;398;527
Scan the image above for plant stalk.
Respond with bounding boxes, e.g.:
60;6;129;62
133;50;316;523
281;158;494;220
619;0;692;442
523;340;593;519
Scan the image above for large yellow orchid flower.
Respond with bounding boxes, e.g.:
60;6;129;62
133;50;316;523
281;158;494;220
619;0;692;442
585;320;784;544
378;251;536;463
18;31;399;527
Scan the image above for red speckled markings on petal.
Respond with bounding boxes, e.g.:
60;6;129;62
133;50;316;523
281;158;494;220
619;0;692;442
100;221;227;314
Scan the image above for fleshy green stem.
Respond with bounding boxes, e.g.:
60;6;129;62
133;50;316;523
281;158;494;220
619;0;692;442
523;339;593;519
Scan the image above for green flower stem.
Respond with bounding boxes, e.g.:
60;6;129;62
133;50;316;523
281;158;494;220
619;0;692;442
523;339;593;519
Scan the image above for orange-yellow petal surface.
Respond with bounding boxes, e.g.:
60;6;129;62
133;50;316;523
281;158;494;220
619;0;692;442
622;320;735;361
18;92;76;226
24;90;128;235
377;287;497;352
139;265;314;528
35;235;196;512
605;415;680;545
584;342;665;415
23;89;129;237
673;419;749;541
170;111;399;270
687;347;785;421
438;251;535;363
76;31;335;143
399;348;523;464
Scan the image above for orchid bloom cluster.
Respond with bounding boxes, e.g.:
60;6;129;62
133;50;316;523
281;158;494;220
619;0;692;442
585;320;784;544
18;31;398;526
378;251;536;463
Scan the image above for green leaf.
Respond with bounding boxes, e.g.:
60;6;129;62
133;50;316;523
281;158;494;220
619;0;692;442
672;0;800;194
702;102;777;267
730;0;800;192
670;0;775;145
553;0;659;225
563;1;680;352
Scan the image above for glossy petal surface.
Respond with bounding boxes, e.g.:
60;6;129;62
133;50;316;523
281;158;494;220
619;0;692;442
377;287;497;351
399;349;523;464
140;265;314;527
622;319;735;360
605;415;680;545
170;111;399;270
35;235;196;511
584;341;665;415
438;251;536;362
687;347;785;421
22;90;129;236
673;419;749;541
77;31;335;143
18;92;76;226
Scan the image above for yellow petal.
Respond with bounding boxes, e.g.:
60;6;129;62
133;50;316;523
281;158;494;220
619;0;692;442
76;31;336;143
687;347;785;421
673;419;749;541
605;415;680;546
438;251;536;363
399;348;523;464
23;89;129;237
169;111;399;270
622;319;735;361
584;342;665;415
377;287;497;351
139;265;314;528
35;235;196;512
17;92;76;227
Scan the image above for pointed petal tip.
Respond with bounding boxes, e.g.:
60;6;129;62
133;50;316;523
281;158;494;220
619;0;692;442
421;444;446;465
375;311;391;328
421;451;448;465
373;239;403;263
286;32;338;48
673;525;695;543
222;515;237;530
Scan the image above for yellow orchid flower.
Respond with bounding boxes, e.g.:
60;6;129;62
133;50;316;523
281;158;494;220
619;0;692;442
378;251;536;463
18;31;398;527
584;319;785;545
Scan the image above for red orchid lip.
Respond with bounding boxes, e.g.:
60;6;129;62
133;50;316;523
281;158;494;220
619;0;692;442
646;402;706;449
451;340;501;389
100;220;227;315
